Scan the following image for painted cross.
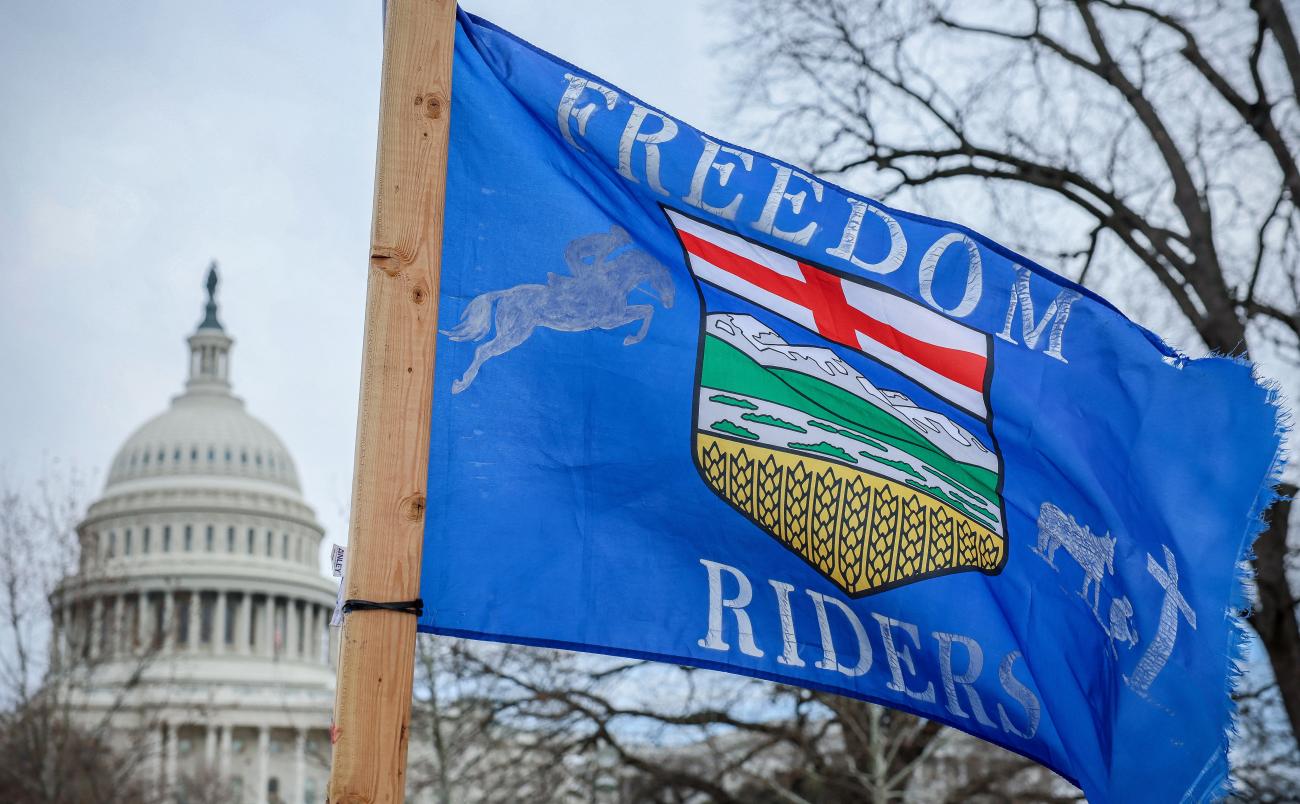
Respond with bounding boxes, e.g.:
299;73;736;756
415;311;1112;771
668;210;991;417
1127;546;1197;696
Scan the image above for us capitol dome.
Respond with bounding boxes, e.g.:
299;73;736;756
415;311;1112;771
54;265;337;803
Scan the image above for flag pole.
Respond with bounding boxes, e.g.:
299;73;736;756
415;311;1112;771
328;1;456;801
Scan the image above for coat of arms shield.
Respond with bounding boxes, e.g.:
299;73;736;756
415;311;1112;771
666;208;1006;597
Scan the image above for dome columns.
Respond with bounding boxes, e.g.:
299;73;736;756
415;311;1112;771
148;719;322;803
50;584;336;669
186;329;234;393
218;724;232;780
257;725;270;803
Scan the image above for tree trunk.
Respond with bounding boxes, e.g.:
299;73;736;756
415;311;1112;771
1249;486;1300;743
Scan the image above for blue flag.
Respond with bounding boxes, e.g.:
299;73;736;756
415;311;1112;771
419;11;1283;801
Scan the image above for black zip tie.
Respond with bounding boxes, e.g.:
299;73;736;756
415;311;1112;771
342;598;424;617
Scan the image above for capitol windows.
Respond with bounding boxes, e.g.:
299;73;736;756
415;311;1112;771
255;452;263;467
247;528;255;554
295;602;307;653
173;447;181;462
225;526;233;552
249;602;260;647
190;446;198;462
281;532;288;560
163;525;171;553
184;524;193;552
200;594;215;645
241;450;248;465
124;529;133;555
177;596;191;644
276;602;289;647
151;596;166;650
142;451;150;466
142;527;151;554
208;447;215;462
265;530;273;557
224;596;237;646
107;531;116;558
157;449;165;464
225;449;232;463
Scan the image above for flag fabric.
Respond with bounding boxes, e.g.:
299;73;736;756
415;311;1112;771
419;11;1283;801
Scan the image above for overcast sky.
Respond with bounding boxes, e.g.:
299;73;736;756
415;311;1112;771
0;1;732;558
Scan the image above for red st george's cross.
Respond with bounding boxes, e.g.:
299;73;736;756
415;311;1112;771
667;211;990;412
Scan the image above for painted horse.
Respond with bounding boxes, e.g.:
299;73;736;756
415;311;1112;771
443;225;675;393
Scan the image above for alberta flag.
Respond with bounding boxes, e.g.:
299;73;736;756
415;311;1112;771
419;10;1283;802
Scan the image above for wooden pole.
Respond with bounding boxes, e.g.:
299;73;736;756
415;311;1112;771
328;1;456;801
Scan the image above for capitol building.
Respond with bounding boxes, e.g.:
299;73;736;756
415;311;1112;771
53;267;338;803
